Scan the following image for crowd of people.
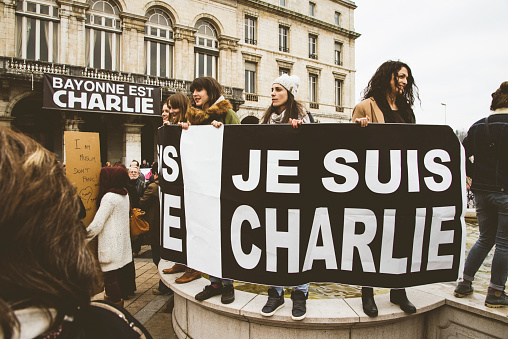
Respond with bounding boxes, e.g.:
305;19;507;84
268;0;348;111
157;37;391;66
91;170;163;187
1;67;507;337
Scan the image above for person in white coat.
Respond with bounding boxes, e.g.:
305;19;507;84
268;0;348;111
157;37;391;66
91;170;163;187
87;166;135;306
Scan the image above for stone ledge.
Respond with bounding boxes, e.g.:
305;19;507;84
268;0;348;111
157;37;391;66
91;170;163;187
159;260;508;338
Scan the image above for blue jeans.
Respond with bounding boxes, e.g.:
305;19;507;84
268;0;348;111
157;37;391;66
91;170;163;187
209;276;233;286
272;283;309;296
463;191;508;291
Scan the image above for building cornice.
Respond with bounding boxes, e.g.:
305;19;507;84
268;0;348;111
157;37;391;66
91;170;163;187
56;0;89;10
330;0;357;10
237;0;360;39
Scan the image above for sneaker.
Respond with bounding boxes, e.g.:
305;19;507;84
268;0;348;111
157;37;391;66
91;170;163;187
454;282;474;298
261;288;285;317
485;290;508;308
291;290;307;321
195;284;223;301
175;268;202;284
152;288;173;296
221;285;235;304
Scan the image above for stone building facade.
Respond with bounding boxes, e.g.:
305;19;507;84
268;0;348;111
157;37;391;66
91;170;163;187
0;0;359;163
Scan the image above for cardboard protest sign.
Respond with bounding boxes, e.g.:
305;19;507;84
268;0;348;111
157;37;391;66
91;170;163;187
157;123;466;288
64;131;101;227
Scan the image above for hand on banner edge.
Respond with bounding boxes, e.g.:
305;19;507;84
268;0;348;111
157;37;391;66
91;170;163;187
289;118;303;128
354;116;370;127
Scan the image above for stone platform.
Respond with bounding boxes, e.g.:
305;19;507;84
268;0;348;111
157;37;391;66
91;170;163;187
159;260;508;339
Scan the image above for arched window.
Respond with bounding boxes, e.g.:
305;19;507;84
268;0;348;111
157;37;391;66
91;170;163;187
145;8;173;78
15;0;59;62
85;0;121;71
194;20;218;78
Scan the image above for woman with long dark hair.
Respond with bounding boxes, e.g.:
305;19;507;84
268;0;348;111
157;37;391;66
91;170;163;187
162;92;190;125
177;76;240;304
352;60;420;317
259;74;310;321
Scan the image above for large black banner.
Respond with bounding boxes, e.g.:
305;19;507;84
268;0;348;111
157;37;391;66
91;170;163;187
43;74;161;115
157;123;466;288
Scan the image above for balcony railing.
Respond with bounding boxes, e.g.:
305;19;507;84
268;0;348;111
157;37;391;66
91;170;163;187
334;60;343;66
245;93;258;102
309;53;318;60
0;57;244;102
310;102;319;109
279;46;289;53
335;106;344;112
245;38;257;45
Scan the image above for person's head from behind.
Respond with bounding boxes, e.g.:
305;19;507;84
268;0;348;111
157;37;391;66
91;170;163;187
190;76;222;110
491;81;508;111
363;60;418;107
151;161;159;180
0;127;100;337
128;166;139;180
130;160;139;169
166;92;190;123
97;166;129;207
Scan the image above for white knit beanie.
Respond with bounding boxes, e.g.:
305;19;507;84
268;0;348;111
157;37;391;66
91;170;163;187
272;74;300;96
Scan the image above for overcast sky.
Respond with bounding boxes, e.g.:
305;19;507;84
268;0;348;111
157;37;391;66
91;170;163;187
353;0;508;132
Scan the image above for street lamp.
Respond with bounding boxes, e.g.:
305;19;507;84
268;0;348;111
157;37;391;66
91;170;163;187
441;103;447;125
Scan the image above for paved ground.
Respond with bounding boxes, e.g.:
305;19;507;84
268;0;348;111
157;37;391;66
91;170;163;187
93;246;177;339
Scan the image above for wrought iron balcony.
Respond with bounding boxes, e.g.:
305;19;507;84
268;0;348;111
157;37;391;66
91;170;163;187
309;53;318;60
245;93;258;102
0;57;245;104
335;106;344;112
309;102;319;109
244;38;257;45
279;46;289;53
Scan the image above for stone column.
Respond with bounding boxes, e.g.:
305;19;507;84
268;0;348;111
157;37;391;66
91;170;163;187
57;0;87;66
218;35;239;87
174;25;197;81
123;123;143;165
0;0;16;57
120;13;146;74
0;116;15;128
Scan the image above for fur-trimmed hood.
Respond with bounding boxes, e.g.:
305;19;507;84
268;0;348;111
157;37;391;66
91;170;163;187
186;96;233;125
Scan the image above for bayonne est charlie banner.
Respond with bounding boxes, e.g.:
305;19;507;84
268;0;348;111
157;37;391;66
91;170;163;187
43;74;161;115
157;123;466;288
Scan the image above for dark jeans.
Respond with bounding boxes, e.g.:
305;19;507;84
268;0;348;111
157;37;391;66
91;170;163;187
463;191;508;291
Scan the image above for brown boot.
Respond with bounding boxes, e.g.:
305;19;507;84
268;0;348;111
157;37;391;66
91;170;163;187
175;268;202;284
104;295;125;308
163;263;186;274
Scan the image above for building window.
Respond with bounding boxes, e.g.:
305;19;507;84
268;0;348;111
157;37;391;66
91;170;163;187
245;62;256;94
279;26;289;52
335;79;343;108
245;16;256;45
279;0;286;6
309;74;318;108
335;12;341;26
308;34;317;59
309;2;316;16
15;0;59;62
245;62;258;101
145;9;173;78
194;20;218;78
279;68;290;76
334;42;342;66
85;0;121;71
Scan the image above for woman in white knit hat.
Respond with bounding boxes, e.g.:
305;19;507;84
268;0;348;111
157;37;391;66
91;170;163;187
260;74;310;126
259;73;310;321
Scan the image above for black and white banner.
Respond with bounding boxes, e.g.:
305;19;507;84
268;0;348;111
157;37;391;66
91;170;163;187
43;74;161;115
157;123;466;288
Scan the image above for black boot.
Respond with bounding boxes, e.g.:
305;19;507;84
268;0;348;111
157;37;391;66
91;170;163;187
361;287;378;317
390;289;416;314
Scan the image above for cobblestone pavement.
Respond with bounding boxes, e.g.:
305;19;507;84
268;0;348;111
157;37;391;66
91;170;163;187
93;246;177;339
